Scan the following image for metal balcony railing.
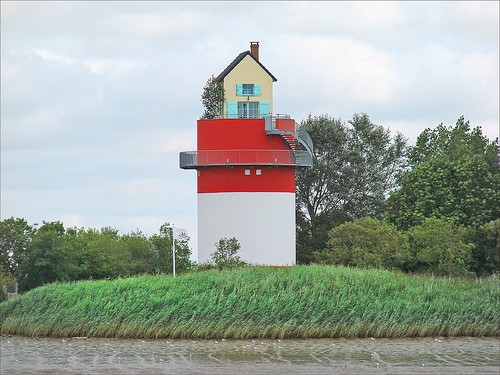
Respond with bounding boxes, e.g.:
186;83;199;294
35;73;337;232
202;113;292;120
179;149;313;169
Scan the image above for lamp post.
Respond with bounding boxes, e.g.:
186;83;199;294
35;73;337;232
171;227;176;277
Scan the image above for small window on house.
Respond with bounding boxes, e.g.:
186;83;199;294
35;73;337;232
256;169;262;175
245;169;251;175
236;84;261;96
242;84;254;95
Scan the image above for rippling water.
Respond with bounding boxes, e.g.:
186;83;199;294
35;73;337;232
1;335;499;374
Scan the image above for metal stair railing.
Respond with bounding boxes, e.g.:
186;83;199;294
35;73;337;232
264;116;314;166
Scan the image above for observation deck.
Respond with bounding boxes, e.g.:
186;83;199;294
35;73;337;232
179;115;313;169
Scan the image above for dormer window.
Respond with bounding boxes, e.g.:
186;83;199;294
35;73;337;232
236;84;261;96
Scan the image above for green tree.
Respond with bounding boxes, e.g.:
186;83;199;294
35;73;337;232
0;217;34;278
17;221;69;291
201;75;225;119
64;227;111;280
407;218;474;277
211;237;246;270
345;114;408;218
121;231;156;275
315;217;410;271
296;114;408;263
87;227;130;278
67;226;136;280
387;117;499;229
466;219;500;276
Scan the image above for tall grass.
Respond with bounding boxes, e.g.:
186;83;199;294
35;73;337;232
1;266;498;339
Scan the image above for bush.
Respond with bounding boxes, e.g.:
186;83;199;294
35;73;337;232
407;218;474;277
210;237;247;270
0;265;17;302
465;219;500;276
314;217;410;271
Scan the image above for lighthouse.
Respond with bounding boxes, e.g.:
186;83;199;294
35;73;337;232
180;42;313;265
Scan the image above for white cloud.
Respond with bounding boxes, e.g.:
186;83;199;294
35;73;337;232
140;130;197;155
113;11;205;37
446;1;499;41
277;1;406;40
33;49;76;65
272;34;408;120
386;41;499;131
33;48;143;75
4;105;67;149
351;1;407;32
83;58;141;75
383;120;435;144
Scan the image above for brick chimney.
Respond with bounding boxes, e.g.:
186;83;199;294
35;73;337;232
250;41;259;61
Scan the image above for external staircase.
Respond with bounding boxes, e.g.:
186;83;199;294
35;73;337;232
264;115;314;165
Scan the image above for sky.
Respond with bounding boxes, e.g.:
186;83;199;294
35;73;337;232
1;1;499;259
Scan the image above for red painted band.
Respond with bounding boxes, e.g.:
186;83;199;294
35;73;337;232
197;166;295;193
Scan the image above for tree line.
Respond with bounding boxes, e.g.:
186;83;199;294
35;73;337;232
297;114;499;276
0;221;193;293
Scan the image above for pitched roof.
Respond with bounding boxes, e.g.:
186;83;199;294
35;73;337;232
215;51;277;82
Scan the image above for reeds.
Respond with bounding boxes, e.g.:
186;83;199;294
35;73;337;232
1;266;498;339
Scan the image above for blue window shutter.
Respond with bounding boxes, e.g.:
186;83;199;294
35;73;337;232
254;84;261;96
259;101;270;117
226;101;237;118
236;84;243;96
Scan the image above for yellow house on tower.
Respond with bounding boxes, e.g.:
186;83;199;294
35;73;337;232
215;42;277;118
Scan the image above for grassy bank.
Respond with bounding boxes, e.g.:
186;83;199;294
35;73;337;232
1;266;498;339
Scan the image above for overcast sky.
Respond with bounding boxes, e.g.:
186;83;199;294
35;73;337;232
1;1;499;258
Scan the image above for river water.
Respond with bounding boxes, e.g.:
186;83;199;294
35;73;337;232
1;335;498;374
